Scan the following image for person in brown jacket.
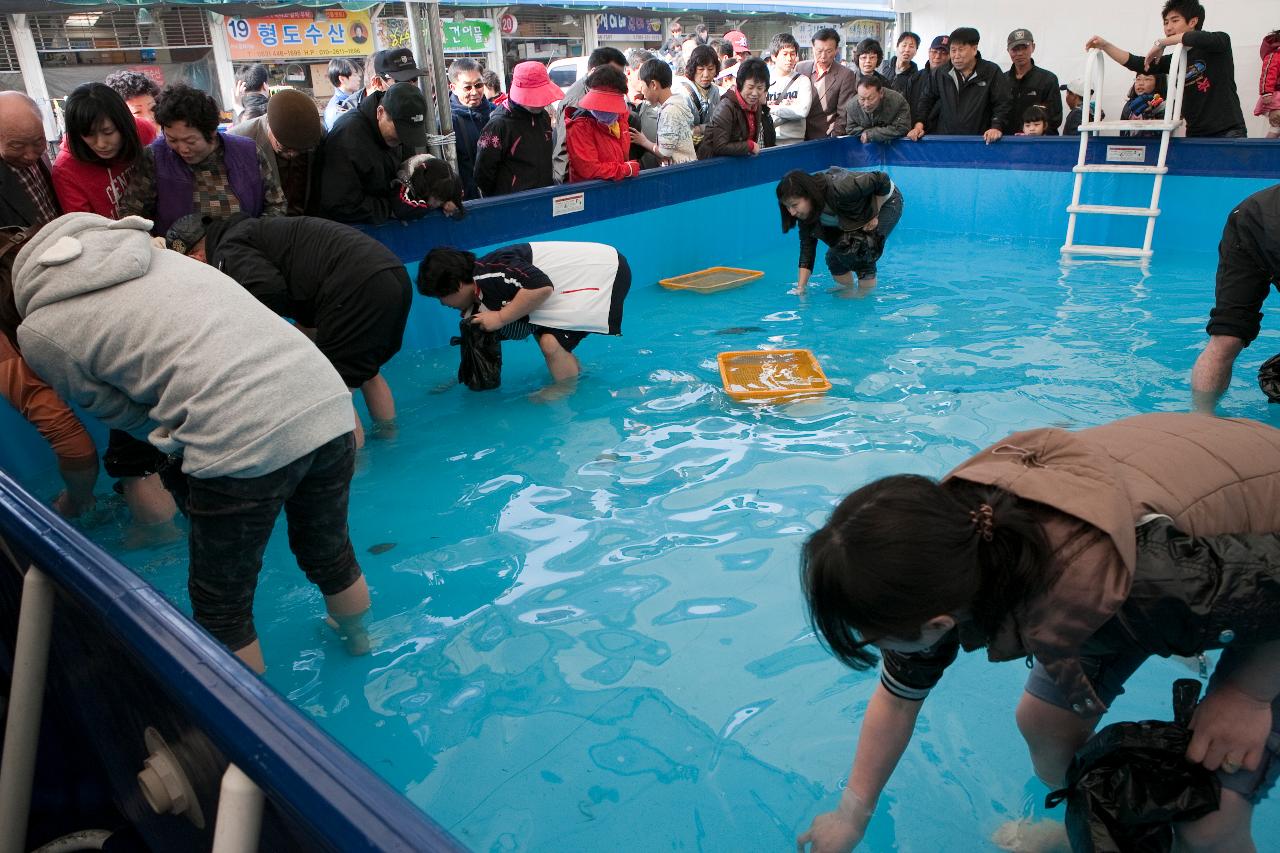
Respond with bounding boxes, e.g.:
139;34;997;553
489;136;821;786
696;58;775;159
796;413;1280;853
795;27;859;139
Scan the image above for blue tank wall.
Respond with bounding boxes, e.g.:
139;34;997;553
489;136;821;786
1;137;1275;486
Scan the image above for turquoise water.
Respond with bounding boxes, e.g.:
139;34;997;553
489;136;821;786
84;227;1280;851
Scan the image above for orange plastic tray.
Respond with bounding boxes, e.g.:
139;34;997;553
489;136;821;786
659;266;764;293
717;349;831;402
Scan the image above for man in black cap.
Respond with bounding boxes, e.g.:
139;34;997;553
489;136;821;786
1005;28;1062;136
355;48;428;109
318;81;430;224
908;27;1012;142
908;35;951;133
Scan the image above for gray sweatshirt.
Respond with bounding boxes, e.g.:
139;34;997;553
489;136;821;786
12;213;353;479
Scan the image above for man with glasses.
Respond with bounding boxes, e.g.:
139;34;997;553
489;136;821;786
231;88;325;216
447;59;492;200
796;27;858;139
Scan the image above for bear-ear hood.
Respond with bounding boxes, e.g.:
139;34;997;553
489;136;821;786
11;213;155;319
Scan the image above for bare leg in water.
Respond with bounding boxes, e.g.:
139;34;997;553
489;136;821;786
234;576;371;674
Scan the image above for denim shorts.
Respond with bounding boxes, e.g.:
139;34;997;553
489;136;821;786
825;189;904;279
1025;648;1280;803
161;433;362;651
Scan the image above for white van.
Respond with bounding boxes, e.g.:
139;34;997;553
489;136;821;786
547;57;589;90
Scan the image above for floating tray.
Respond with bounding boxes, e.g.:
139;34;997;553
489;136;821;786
659;266;764;293
718;349;831;402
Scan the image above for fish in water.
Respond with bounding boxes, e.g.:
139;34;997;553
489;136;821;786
715;326;764;336
367;542;397;555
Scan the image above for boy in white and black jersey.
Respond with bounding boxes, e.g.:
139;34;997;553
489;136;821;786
766;33;813;145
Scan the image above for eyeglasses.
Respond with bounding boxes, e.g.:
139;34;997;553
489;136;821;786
457;82;485;91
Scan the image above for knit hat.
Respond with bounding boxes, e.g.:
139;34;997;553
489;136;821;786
508;61;563;108
165;214;211;255
381;83;428;151
265;88;323;151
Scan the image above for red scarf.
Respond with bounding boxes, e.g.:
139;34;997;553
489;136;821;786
733;88;757;142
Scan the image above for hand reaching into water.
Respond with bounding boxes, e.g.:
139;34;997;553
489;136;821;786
797;791;872;853
797;794;873;853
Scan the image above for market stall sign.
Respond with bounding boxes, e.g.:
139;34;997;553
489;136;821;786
596;14;662;42
443;20;495;53
224;10;373;60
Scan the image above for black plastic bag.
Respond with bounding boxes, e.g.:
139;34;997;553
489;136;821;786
451;318;502;391
1045;679;1220;852
1258;352;1280;403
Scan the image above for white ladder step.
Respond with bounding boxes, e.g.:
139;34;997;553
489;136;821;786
1073;164;1167;174
1078;119;1183;132
1067;204;1160;217
1060;244;1153;258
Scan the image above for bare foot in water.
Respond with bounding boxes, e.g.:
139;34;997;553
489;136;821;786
325;613;371;656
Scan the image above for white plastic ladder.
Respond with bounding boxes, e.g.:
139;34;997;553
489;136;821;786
1061;45;1188;260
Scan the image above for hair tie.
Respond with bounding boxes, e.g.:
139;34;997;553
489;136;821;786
970;504;995;542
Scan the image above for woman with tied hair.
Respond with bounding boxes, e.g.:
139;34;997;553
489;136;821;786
796;412;1280;853
671;44;721;145
52;82;156;218
775;167;903;297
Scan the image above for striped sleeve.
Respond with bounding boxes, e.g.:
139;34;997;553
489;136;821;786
879;630;960;701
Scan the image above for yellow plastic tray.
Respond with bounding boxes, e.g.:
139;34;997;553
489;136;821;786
718;349;831;402
659;267;764;293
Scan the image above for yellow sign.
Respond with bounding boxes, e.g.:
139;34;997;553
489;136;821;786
224;10;373;60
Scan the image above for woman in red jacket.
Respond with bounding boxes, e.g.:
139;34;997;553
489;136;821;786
52;82;156;218
565;66;640;183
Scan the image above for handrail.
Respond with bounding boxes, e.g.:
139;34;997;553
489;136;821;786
0;469;463;852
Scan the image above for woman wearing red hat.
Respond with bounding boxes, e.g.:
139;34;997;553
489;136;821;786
474;61;562;197
565;66;641;183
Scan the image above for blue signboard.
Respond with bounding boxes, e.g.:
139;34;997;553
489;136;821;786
596;13;663;42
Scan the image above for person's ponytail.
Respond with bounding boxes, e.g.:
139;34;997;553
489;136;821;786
942;480;1054;641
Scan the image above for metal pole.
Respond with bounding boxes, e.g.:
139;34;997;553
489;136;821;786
210;764;265;853
9;15;56;139
422;1;458;172
0;566;56;853
405;1;442;153
206;12;239;115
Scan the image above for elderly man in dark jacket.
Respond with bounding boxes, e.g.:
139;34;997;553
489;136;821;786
317;82;429;224
446;58;493;199
844;75;912;142
908;27;1013;142
697;58;776;158
165;213;412;448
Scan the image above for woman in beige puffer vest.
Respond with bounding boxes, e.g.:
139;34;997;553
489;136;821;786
797;412;1280;853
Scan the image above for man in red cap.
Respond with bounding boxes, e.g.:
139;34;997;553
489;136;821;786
474;61;562;196
565;66;641;182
